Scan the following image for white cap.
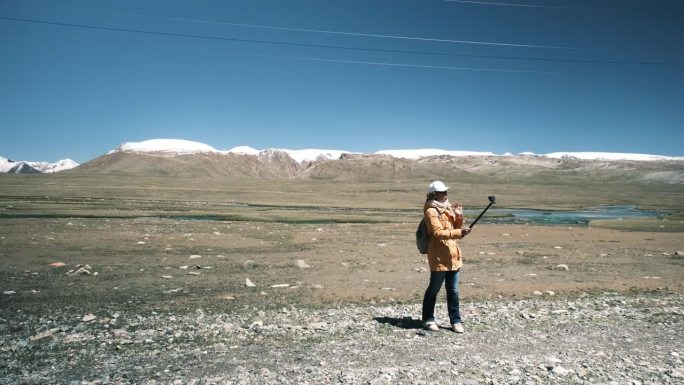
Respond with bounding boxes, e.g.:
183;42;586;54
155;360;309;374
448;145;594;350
428;181;449;193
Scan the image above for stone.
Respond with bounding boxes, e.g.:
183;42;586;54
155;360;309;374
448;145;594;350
112;329;130;338
243;260;257;269
555;264;570;271
82;314;97;322
188;255;202;259
245;278;256;287
552;366;572;376
308;322;328;331
74;267;91;275
295;260;310;269
521;312;535;320
30;329;56;342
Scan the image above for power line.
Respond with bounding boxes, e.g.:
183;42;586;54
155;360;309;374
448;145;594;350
248;53;557;74
444;0;577;9
1;16;682;68
97;11;579;50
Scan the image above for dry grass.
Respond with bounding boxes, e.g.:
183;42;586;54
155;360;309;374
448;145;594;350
1;171;682;215
1;172;682;314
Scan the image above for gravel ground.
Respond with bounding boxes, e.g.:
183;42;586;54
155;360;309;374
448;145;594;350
2;291;683;385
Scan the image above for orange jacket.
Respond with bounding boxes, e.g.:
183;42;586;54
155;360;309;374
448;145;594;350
423;203;465;271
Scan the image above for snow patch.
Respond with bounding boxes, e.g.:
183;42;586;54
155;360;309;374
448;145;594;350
226;147;352;163
227;146;260;156
111;139;218;155
543;152;681;161
0;156;15;173
281;149;351;163
375;149;496;160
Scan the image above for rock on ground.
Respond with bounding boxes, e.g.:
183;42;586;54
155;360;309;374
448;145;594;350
1;293;683;384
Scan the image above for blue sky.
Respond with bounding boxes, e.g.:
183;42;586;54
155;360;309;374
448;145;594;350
1;0;683;163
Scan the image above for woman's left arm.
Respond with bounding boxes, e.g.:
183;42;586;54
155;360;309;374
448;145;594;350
451;201;470;237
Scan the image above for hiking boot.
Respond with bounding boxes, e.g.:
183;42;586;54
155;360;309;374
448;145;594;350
423;321;439;331
452;323;464;333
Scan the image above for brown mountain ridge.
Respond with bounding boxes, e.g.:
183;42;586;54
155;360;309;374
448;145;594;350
71;149;684;184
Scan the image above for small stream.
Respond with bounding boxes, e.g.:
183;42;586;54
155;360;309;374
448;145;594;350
472;205;664;225
0;203;664;225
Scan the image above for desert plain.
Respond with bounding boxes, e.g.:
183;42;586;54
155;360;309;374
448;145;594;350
1;167;683;384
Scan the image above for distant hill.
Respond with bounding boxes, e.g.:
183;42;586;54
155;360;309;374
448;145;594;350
6;139;683;184
8;162;41;174
66;140;684;185
301;153;684;184
75;150;302;179
0;157;79;174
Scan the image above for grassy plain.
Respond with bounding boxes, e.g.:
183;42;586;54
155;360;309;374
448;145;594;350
1;172;683;316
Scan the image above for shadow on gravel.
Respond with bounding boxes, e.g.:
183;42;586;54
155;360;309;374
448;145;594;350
374;316;423;329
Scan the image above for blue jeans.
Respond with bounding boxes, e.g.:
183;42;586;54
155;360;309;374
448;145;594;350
422;270;461;324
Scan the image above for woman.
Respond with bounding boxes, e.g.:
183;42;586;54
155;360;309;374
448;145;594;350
422;180;470;333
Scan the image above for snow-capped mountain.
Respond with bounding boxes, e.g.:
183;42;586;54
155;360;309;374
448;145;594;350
107;139;683;163
5;139;682;175
0;156;79;174
40;138;681;184
107;139;353;163
27;159;80;173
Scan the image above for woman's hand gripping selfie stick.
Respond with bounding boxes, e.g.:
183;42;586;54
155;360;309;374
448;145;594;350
468;195;496;230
